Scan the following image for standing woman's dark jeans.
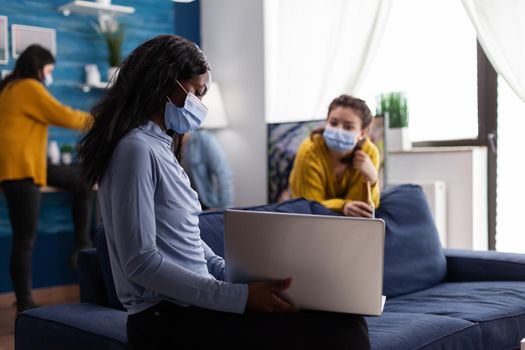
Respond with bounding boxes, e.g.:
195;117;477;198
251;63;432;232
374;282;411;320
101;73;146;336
2;179;41;312
2;165;94;312
127;301;371;350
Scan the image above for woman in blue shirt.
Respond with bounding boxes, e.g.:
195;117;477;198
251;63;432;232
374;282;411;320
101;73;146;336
78;35;370;350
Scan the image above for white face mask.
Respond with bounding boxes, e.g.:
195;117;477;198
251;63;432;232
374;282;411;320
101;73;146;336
44;73;53;87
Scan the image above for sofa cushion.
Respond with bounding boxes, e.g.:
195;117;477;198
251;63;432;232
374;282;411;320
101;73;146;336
383;281;525;350
366;312;482;350
16;303;127;350
375;184;447;297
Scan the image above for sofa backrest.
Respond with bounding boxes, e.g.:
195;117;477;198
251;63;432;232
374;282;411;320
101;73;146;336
94;226;126;310
78;248;108;306
85;186;447;310
200;186;447;298
87;199;336;310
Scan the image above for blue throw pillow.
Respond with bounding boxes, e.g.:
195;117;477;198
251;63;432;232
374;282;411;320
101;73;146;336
376;184;447;297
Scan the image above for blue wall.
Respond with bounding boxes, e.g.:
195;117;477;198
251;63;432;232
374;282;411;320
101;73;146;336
174;0;201;46
0;0;201;292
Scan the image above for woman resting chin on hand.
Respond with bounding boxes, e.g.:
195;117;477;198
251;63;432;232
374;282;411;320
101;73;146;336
289;95;381;218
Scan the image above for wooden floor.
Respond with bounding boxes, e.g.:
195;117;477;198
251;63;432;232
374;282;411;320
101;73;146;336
0;285;80;350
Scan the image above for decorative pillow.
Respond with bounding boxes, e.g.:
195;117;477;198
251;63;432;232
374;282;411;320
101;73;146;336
376;184;447;297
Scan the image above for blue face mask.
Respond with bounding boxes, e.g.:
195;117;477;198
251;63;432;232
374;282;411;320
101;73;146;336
323;125;359;153
164;81;208;134
44;74;53;87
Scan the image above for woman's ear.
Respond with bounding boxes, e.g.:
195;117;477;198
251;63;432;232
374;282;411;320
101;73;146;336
171;86;187;108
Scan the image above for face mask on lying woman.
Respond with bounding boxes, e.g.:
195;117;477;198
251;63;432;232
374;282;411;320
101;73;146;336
322;125;359;153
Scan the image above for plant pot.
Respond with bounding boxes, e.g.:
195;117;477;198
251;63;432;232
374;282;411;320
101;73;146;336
85;64;101;86
387;127;411;152
61;153;72;165
107;66;119;83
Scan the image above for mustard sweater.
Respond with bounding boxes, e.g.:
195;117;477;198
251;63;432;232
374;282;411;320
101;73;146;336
0;79;91;186
289;134;381;212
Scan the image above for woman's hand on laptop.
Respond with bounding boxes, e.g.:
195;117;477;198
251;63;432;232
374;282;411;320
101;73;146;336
246;278;298;313
343;201;373;218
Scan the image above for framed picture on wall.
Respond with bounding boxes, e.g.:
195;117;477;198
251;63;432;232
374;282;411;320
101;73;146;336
0;16;7;64
267;119;325;203
12;24;56;59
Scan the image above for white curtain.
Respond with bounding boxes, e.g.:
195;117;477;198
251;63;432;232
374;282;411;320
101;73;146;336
462;0;525;103
264;0;392;123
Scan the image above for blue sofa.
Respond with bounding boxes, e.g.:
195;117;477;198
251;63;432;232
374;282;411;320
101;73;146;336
15;185;525;349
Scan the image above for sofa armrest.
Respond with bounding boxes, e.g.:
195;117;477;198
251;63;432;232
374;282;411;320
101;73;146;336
78;248;108;306
445;248;525;282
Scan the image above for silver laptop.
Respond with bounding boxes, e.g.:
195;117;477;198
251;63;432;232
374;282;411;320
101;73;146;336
224;210;385;316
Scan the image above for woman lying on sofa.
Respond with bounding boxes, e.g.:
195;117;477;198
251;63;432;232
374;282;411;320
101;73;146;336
78;35;370;349
289;95;381;218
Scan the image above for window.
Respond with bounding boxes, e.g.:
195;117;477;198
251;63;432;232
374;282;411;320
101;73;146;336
358;0;478;142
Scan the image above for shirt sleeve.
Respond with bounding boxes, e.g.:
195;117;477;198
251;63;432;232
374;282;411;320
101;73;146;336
202;132;234;208
202;241;225;281
289;143;346;212
24;79;92;131
108;138;248;314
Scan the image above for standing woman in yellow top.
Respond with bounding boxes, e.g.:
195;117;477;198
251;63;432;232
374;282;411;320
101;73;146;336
0;45;92;312
289;95;380;217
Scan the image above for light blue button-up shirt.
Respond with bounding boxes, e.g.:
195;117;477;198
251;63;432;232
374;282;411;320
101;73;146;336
182;130;234;209
98;120;248;315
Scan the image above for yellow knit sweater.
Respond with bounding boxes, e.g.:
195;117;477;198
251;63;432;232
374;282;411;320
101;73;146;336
289;134;381;212
0;79;91;186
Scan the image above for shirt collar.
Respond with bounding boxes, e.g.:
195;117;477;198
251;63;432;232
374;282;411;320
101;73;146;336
139;120;173;145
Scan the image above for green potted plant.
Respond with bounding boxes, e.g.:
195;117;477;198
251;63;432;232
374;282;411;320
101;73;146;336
92;14;125;82
376;91;411;151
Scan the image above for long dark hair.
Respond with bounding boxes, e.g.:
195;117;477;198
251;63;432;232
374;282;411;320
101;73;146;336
78;34;210;186
311;95;373;165
0;44;54;93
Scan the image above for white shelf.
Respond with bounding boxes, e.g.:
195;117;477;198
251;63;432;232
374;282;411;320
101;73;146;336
58;1;135;16
78;81;110;92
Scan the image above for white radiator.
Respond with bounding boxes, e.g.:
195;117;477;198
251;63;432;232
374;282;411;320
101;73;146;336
389;181;447;247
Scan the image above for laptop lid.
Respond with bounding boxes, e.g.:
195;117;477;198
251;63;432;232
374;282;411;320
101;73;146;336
224;210;385;316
